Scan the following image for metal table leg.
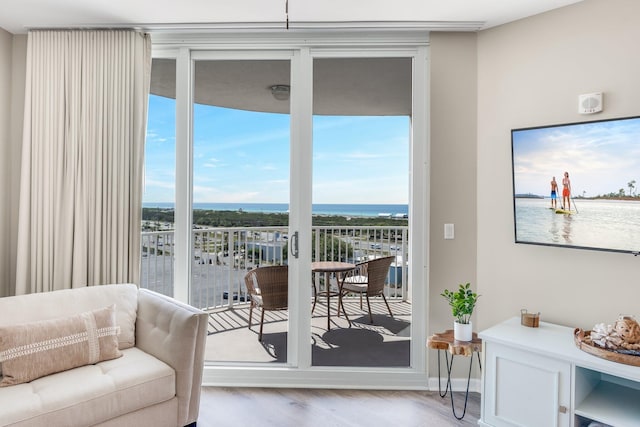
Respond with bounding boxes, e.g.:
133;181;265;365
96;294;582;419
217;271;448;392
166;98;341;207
436;349;482;420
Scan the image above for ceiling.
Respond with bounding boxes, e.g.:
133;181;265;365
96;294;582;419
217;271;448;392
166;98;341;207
3;0;584;115
153;57;412;115
1;0;584;35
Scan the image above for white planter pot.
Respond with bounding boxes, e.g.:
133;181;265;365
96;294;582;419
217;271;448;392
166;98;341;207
454;321;473;341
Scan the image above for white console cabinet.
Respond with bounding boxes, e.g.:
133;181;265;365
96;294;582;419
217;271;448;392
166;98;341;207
479;317;640;427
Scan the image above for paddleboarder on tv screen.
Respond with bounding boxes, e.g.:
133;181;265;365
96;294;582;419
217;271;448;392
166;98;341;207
550;176;558;209
562;171;571;211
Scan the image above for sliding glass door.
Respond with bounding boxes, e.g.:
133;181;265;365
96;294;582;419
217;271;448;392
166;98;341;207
191;54;292;364
144;37;429;388
141;58;177;298
310;56;412;368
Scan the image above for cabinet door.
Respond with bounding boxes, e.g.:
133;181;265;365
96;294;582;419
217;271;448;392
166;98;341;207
483;342;571;427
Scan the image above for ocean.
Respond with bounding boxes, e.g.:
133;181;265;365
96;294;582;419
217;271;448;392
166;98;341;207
514;198;640;252
143;202;408;218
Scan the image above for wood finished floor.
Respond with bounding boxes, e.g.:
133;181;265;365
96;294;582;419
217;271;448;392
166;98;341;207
197;387;480;427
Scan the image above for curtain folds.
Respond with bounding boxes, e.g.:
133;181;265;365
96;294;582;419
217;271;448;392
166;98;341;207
16;30;151;294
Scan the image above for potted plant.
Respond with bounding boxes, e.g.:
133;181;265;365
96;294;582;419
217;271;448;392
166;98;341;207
441;282;479;341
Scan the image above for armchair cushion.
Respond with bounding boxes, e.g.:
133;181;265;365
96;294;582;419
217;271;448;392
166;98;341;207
343;275;369;292
0;347;175;426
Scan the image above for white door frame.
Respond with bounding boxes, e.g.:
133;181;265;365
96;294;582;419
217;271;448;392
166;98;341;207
152;30;430;389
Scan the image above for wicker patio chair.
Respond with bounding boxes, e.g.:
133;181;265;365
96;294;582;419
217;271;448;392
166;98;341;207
339;256;395;324
244;265;288;341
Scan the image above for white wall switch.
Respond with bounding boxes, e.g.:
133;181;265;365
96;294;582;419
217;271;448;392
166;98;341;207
444;223;454;240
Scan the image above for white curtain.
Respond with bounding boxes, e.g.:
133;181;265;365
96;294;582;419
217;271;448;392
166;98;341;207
16;30;151;294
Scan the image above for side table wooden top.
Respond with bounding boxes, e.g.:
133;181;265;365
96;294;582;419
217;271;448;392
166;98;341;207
427;330;482;356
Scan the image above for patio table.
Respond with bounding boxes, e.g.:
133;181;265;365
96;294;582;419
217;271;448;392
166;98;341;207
311;261;355;330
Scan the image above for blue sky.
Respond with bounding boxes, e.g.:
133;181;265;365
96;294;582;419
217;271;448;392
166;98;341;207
512;117;640;197
144;94;410;204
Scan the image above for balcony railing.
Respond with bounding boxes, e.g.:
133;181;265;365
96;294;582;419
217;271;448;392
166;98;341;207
140;225;408;311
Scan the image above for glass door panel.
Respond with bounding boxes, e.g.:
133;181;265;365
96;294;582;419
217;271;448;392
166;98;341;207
311;57;412;368
141;58;177;298
192;59;291;364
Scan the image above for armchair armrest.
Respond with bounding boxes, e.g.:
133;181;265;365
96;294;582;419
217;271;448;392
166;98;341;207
135;289;208;426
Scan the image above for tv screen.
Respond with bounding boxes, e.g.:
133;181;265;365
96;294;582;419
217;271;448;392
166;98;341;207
511;116;640;254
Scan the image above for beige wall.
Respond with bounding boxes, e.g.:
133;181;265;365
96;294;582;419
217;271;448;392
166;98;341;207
0;29;12;297
3;0;639;379
9;35;26;296
0;32;25;297
477;0;640;332
428;32;478;375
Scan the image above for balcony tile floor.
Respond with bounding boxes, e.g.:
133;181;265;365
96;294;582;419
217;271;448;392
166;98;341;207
205;300;411;367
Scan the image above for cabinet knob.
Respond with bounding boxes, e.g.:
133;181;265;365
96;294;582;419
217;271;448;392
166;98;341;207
559;405;568;414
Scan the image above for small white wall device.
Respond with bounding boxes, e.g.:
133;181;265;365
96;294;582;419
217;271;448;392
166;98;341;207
444;223;454;240
578;92;603;114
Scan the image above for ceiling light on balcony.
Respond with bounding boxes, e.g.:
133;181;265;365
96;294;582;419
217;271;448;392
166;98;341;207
270;84;290;101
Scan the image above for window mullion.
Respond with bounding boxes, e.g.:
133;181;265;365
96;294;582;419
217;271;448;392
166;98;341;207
174;47;193;304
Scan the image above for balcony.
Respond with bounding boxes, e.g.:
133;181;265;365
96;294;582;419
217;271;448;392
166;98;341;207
141;225;410;366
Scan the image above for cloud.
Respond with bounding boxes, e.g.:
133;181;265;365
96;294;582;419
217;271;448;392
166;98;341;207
146;129;173;144
513;118;640;195
145;102;410;205
192;186;262;203
343;152;384;160
197;128;289;152
202;158;226;168
313;173;408;204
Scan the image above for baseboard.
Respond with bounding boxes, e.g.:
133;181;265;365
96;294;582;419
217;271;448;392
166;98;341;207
427;376;481;393
203;366;481;393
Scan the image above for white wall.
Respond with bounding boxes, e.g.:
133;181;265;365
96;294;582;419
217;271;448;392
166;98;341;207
477;0;640;332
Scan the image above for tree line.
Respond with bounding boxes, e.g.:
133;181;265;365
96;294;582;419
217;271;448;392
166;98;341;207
142;207;408;228
576;179;638;199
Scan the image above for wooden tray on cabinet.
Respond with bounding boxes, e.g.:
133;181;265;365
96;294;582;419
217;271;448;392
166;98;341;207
574;328;640;367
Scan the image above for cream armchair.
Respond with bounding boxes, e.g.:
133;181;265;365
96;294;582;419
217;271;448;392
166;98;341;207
0;284;208;427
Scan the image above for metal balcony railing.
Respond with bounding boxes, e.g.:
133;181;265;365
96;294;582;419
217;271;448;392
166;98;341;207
140;225;408;311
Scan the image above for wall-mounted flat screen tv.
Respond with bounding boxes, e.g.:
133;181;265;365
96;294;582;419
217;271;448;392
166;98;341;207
511;116;640;254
